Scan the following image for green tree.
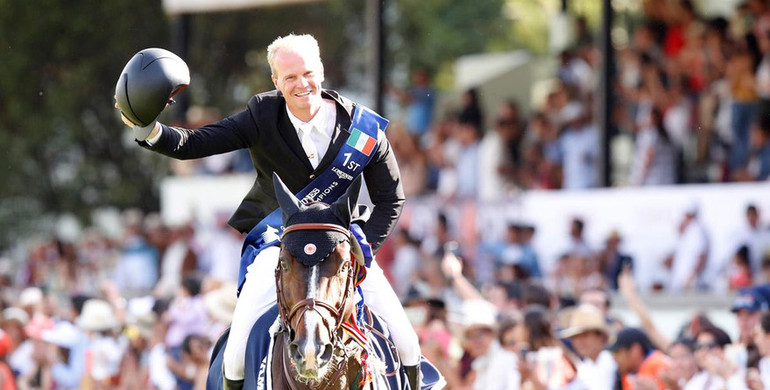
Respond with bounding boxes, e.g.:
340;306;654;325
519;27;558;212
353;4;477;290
389;0;512;79
0;0;170;247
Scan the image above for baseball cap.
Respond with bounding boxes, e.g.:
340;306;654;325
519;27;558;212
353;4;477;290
731;288;769;313
607;327;654;352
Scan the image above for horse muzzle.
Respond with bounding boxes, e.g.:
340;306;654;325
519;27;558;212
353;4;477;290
288;313;335;379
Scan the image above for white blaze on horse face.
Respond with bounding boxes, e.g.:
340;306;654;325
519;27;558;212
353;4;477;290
301;265;323;373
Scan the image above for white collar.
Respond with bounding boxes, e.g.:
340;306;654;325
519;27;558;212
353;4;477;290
286;99;334;133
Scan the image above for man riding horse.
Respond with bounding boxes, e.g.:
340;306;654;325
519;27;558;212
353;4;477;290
116;34;422;389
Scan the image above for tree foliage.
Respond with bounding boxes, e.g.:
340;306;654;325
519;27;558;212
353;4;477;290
0;0;171;247
388;0;511;76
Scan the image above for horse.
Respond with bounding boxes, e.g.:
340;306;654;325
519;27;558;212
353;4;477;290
207;174;444;390
270;175;369;389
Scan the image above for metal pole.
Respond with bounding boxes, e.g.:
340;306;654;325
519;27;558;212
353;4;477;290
599;0;614;187
367;0;385;115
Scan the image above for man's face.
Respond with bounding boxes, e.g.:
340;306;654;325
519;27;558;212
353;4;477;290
271;48;324;118
747;209;759;228
694;333;720;369
570;331;606;361
668;343;697;382
612;345;640;375
463;326;495;358
736;309;759;341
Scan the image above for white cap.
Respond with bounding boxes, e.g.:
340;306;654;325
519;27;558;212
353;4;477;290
2;307;29;326
41;321;81;349
19;287;43;307
75;299;120;332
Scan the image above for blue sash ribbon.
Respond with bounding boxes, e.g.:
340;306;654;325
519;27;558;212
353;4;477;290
237;105;388;294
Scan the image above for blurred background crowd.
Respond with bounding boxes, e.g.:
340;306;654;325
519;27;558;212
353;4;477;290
4;0;770;389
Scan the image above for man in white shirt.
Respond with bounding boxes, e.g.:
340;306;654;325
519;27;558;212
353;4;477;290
460;299;520;390
559;304;617;390
668;202;709;292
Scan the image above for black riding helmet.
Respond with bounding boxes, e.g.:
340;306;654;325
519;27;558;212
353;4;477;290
115;48;190;127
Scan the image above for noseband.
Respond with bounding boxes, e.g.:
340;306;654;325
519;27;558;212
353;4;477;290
275;223;357;340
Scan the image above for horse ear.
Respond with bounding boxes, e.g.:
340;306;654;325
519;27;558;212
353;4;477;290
273;172;302;225
331;177;361;227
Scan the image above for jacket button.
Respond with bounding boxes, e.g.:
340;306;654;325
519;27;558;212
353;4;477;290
309;174;315;179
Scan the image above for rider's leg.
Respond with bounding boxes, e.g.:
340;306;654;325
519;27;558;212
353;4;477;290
222;245;280;381
359;259;421;366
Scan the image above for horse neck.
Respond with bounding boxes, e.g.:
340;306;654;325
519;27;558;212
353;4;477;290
272;330;365;390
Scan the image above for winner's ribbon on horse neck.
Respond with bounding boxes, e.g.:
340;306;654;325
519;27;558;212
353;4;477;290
237;105;387;295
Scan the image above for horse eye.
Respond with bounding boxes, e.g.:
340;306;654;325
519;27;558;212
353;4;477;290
279;258;289;271
340;261;350;273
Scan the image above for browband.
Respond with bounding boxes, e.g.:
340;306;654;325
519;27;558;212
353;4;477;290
281;223;351;239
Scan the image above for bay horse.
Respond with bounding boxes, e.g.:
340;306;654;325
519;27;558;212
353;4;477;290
270;174;370;389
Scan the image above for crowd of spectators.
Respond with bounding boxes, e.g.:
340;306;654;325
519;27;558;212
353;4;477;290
0;196;767;388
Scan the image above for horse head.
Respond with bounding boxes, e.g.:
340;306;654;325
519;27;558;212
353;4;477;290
273;173;363;381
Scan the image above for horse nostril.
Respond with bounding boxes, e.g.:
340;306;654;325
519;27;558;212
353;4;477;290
318;343;333;364
289;342;303;362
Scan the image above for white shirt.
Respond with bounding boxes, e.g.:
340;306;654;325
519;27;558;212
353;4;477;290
628;126;676;186
286;99;337;168
574;350;617;390
733;223;770;275
670;218;709;292
477;130;511;201
560;124;599;190
759;356;770;390
472;341;520;390
8;339;34;376
89;335;127;381
683;370;749;390
148;344;177;390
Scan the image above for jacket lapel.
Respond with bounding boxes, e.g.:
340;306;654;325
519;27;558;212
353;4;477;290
276;104;314;171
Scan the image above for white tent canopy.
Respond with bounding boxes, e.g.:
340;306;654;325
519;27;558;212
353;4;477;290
162;0;321;15
453;50;537;126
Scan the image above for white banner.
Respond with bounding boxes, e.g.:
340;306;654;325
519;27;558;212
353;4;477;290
162;0;323;15
160;174;770;292
401;183;770;292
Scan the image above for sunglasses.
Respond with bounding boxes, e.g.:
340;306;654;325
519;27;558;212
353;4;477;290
694;342;718;350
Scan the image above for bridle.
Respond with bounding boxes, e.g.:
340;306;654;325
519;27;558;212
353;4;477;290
275;223;358;344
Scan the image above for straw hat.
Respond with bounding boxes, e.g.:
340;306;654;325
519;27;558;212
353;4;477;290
558;304;610;338
204;283;238;324
75;299;120;332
